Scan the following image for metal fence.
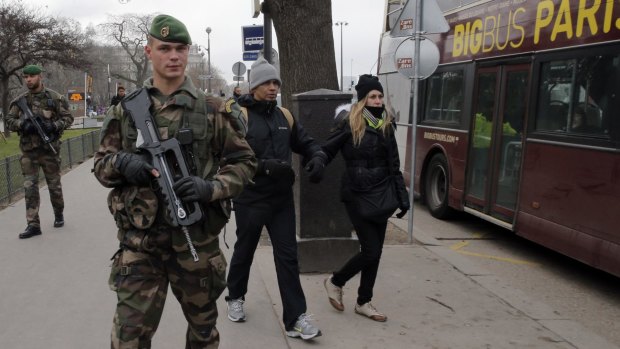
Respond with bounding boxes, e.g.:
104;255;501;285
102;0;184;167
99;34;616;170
0;129;100;206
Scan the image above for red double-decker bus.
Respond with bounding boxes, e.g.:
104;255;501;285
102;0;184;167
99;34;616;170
378;0;620;277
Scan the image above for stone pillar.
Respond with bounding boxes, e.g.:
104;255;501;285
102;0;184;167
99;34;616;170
290;89;359;272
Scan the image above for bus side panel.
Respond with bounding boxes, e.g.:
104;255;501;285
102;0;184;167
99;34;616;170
517;141;620;275
416;126;469;209
517;211;620;277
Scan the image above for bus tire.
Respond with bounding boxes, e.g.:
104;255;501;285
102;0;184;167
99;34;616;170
425;154;454;219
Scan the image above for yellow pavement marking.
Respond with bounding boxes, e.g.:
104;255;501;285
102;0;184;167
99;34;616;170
449;233;540;266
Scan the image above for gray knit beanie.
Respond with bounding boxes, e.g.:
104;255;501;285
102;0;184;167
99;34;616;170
250;57;281;90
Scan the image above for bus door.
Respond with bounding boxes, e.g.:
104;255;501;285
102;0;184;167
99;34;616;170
464;64;529;224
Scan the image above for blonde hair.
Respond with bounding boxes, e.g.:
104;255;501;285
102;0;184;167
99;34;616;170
349;96;393;146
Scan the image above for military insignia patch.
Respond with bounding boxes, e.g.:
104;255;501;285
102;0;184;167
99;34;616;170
161;26;169;38
225;98;235;113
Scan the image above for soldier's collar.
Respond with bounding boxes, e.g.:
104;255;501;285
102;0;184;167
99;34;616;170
144;76;199;100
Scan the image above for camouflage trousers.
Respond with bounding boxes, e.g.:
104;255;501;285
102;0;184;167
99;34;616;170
109;230;227;349
20;149;63;227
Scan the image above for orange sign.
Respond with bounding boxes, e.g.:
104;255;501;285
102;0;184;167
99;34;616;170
69;93;85;101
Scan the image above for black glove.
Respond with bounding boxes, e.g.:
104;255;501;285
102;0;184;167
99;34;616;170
173;176;214;205
258;159;295;182
395;183;411;219
305;154;326;183
21;119;37;135
114;152;155;186
41;118;60;134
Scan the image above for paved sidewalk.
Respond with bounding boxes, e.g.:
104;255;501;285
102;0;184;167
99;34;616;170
0;158;617;349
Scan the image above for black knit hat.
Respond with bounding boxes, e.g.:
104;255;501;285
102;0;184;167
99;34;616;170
355;74;383;100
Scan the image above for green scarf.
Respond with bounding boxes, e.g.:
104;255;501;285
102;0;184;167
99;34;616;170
362;107;385;129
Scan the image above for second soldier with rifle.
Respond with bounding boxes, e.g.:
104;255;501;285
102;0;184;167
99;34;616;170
93;15;256;349
4;64;73;239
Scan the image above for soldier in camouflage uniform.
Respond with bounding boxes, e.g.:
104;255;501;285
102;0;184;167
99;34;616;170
4;64;73;239
93;15;256;349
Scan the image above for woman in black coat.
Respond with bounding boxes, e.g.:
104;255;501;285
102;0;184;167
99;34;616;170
306;75;409;322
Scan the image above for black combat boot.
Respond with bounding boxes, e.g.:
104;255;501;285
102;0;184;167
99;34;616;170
53;214;64;228
19;225;42;239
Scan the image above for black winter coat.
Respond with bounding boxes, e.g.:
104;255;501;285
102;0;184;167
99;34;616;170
234;95;321;205
321;111;409;210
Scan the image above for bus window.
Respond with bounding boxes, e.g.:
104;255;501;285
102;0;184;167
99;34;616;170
423;71;464;124
535;55;617;137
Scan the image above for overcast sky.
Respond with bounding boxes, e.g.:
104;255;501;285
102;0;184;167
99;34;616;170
19;0;385;86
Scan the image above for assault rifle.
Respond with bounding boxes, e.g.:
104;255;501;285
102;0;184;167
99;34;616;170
122;88;203;262
15;97;57;154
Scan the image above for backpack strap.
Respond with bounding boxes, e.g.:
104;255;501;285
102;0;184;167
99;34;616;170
238;105;294;129
278;107;294;129
239;106;249;124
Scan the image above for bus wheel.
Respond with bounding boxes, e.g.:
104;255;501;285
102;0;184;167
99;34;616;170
425;154;454;219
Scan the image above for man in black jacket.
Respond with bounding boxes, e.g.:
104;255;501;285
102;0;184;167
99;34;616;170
225;57;326;340
109;86;125;106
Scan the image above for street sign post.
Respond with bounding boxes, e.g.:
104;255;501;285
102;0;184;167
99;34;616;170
389;0;450;243
232;61;247;76
394;37;439;79
390;0;449;36
243;52;259;61
242;25;264;61
233;76;245;82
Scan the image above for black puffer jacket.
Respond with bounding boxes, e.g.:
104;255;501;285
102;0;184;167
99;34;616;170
234;95;322;205
321;109;409;210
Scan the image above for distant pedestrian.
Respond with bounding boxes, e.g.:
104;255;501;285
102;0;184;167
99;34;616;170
110;86;125;106
309;74;410;322
4;64;73;239
232;86;242;101
225;57;325;340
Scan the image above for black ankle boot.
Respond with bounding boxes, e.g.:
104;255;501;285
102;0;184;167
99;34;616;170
19;225;42;239
54;214;64;228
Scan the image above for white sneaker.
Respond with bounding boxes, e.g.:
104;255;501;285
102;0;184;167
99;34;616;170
354;302;387;322
323;276;344;311
285;313;322;340
226;298;246;322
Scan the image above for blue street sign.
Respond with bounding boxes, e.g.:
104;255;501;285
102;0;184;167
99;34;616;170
242;25;264;53
243;51;259;61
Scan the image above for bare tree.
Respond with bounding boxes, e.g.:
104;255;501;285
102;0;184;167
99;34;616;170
99;13;154;88
0;1;92;135
264;0;339;108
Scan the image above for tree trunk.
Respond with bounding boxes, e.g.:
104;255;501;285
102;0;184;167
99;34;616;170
265;0;339;108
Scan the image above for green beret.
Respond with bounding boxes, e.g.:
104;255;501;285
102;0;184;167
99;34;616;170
149;14;192;45
23;65;44;75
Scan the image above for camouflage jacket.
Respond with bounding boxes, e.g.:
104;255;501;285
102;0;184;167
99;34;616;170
5;87;73;152
93;77;256;244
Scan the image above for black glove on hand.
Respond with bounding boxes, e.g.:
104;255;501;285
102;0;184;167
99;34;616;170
305;155;326;183
395;209;408;219
114;152;155;186
41;118;59;134
173;176;214;205
258;159;295;181
21;119;37;135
